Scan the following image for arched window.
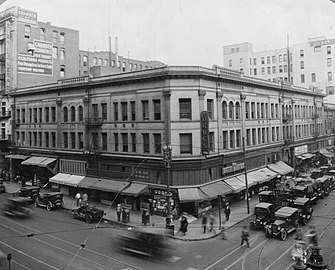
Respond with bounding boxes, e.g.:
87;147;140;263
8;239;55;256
229;101;234;119
70;106;75;122
78;106;83;121
63;107;68;122
235;102;241;119
222;101;227;119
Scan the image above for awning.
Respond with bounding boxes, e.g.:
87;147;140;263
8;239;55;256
5;154;30;160
267;161;294;175
121;183;148;196
223;177;245;193
178;188;209;203
319;148;335;159
199;181;234;199
302;153;315;159
22;156;57;167
77;176;99;188
49;173;84;187
243;167;278;185
83;177;129;193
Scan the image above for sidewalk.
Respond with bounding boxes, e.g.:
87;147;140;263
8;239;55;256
3;181;258;241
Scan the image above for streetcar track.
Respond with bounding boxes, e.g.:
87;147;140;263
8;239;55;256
0;215;144;270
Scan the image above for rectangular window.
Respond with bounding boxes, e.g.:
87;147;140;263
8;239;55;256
253;58;257;65
267;67;271;74
207;99;214;119
283;54;287;62
39;132;42;147
33;132;37;146
121;102;128;121
327;46;331;55
71;132;76;149
114;133;119;151
102;133;107;151
252;128;256;145
153;100;161;120
311;73;316;82
272;66;276;73
142;133;149;153
51;132;56;148
261;67;265;75
24;25;31;38
261;57;265;64
236;130;241;147
51;107;56;122
33;108;37;123
272;56;276;63
251;102;255;119
229;130;234;148
327;58;332;67
52;47;58;59
300;61;304;69
328;72;332;81
52;30;58;43
180;133;192;154
314;46;321;52
209;132;214;151
78;132;83;149
60;33;65;44
45;107;49;123
131;133;136;152
267;56;270;64
245;102;250;119
131;101;136;121
300;50;304;57
153;133;161;154
22;109;25;123
101;103;107;121
113;102;118;121
223;131;228;149
39;108;42;123
254;68;257;75
179;98;192;119
142;100;149;120
301;74;305;83
279;65;283;73
63;132;68;148
122;133;128;152
279;55;283;62
45;132;49;148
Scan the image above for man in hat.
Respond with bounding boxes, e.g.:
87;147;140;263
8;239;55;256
116;204;122;222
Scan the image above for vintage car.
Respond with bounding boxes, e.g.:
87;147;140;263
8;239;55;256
34;192;64;211
0;178;5;193
12;186;40;203
290;184;318;205
264;206;299;241
3;197;32;218
73;202;105;223
118;227;171;259
258;190;286;209
292;197;313;225
315;176;331;198
249;202;277;230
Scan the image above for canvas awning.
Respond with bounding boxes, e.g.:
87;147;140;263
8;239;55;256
319;148;335;159
237;167;278;185
199;181;234;199
22;156;57;167
5;154;30;160
77;176;99;188
223;177;246;193
178;188;209;203
49;173;84;187
121;183;148;196
83;177;129;193
267;161;294;175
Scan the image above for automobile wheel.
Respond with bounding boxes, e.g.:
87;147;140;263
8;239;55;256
85;214;92;223
280;231;287;241
34;198;39;208
249;222;255;230
46;202;53;211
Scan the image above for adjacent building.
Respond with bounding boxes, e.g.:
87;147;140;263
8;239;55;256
223;37;335;95
8;65;334;217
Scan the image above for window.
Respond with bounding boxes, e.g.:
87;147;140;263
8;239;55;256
52;31;58;43
229;130;234;148
267;56;270;64
235;102;240;119
231;48;235;53
261;67;265;75
104;59;108;66
131;133;136;152
24;25;31;38
118;61;121;68
51;107;56;122
314;46;321;52
228;60;232;67
60;48;65;60
122;133;128;152
60;65;65;77
63;132;68;148
272;66;276;73
279;55;283;62
102;103;107;121
51;132;56;148
98;58;103;66
121;102;127;121
179;98;191;119
122;62;126;71
311;73;316;82
114;133;119;151
33;108;37;122
111;60;115;67
327;58;332;67
300;61;304;69
71;132;76;149
45;132;49;148
240;58;243;64
300;50;304;57
83;55;88;66
327;46;331;55
222;131;228;149
153;100;161;120
180;133;192;154
63;107;69;122
272;56;276;63
254;68;257;75
102;133;107;151
301;74;305;83
60;32;65;44
27;42;34;55
207;99;214;119
267;67;271;74
236;130;241;147
78;132;83;149
279;65;283;73
78;106;83;121
93;57;97;66
113;102;118;121
328;71;332;81
253;58;257;65
228;101;234;119
142;100;149;120
142;133;149;153
284;65;288;72
70;106;75;122
40;28;46;41
261;57;265;64
22;109;26;123
52;47;58;59
39;108;42;122
154;134;161;154
130;101;136;121
327;86;335;95
209;132;215;151
222;101;227;119
92;104;98;119
245;102;250;119
33;132;37;146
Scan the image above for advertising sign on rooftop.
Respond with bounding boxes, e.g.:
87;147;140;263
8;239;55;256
17;40;53;75
17;7;37;26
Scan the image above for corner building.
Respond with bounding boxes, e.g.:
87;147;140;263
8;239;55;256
10;66;333;217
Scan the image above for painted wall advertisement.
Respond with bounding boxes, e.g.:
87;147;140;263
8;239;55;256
17;40;53;75
17;7;37;26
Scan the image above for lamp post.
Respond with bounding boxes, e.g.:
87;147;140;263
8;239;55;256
242;137;250;214
163;144;172;228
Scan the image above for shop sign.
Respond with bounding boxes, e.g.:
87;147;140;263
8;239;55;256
17;7;37;26
309;38;335;47
200;111;209;155
222;162;245;174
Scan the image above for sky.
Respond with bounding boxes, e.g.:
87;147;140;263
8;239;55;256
2;0;335;68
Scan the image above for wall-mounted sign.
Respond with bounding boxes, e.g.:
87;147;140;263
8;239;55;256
309;38;335;47
222;163;245;174
17;7;37;26
200;111;209;155
18;40;53;75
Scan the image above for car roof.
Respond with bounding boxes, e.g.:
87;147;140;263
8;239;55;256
275;207;298;217
255;202;272;209
8;197;31;203
21;186;39;190
258;191;272;195
43;192;63;196
293;197;310;205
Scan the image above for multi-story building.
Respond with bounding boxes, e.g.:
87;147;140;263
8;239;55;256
223;37;335;95
8;65;333;217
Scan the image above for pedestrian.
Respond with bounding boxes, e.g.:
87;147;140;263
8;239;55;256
75;192;81;206
116;204;122;222
209;214;216;233
202;215;207;233
221;222;227;240
179;215;188;236
241;225;250;248
82;193;88;202
307;225;319;246
225;203;231;221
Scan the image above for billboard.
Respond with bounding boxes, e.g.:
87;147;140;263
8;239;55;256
17;7;37;26
17;40;53;75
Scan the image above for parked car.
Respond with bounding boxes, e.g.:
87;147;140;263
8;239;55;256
315;176;331;198
290;184;318;205
264;206;299;241
258;190;286;209
250;202;277;230
3;197;32;218
12;186;40;203
34;192;64;211
0;178;5;193
292;197;313;225
73;202;105;223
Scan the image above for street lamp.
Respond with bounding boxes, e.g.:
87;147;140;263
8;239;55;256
163;144;172;228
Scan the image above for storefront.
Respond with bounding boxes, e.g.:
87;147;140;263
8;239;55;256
49;173;85;195
144;187;177;217
177;187;210;217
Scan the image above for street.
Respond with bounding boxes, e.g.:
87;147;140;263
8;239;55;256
1;192;335;270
